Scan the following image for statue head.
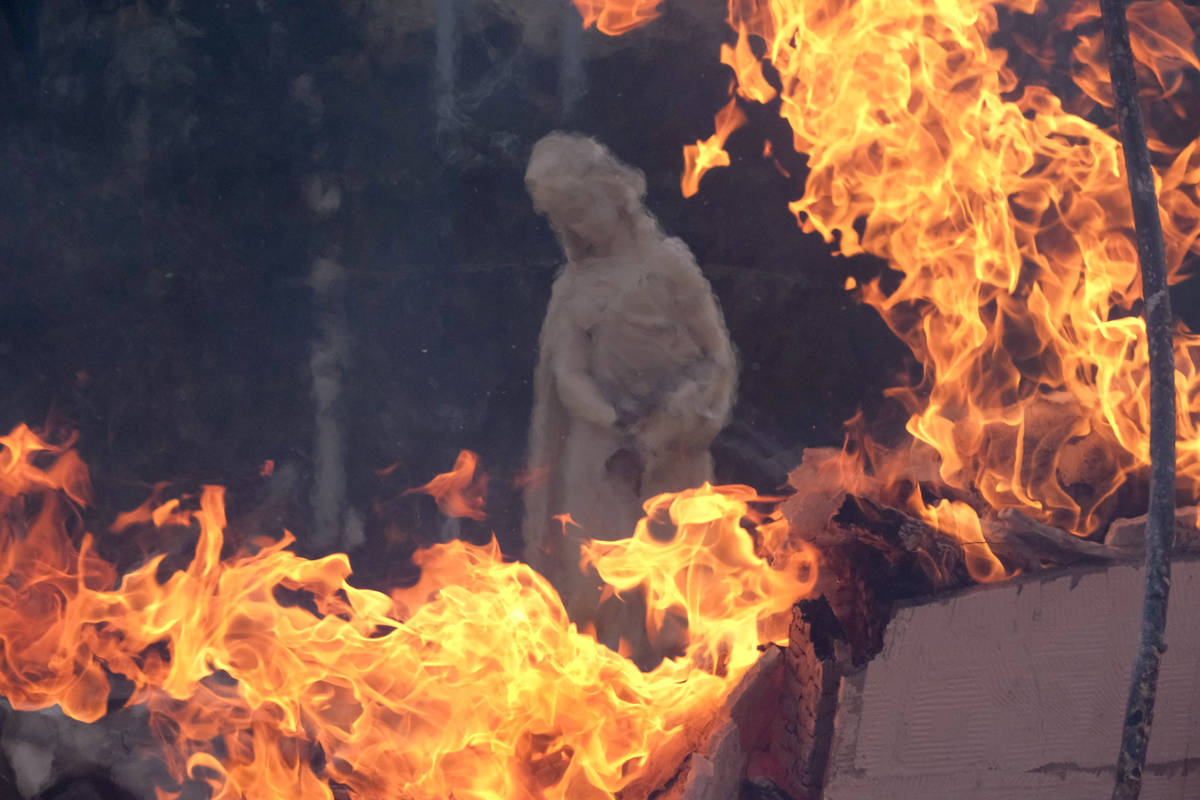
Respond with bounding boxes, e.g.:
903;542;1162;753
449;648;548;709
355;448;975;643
525;132;656;260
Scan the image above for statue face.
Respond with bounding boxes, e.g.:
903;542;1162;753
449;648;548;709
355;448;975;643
560;190;620;250
535;179;623;253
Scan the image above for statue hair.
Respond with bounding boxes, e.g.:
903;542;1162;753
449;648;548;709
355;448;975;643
524;131;661;261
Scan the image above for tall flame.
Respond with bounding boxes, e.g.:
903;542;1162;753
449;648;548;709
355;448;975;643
605;0;1200;539
742;0;1200;535
0;427;815;799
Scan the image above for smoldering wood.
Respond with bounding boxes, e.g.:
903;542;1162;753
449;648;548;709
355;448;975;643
1104;506;1200;552
813;558;1200;799
800;539;890;668
781;446;942;548
829;495;972;591
1099;1;1180;796
980;508;1122;570
789;471;1195;585
789;491;981;665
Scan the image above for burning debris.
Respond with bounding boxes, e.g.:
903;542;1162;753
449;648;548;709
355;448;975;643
0;425;815;799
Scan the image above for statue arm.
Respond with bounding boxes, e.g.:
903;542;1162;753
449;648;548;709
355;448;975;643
548;311;620;430
662;239;738;427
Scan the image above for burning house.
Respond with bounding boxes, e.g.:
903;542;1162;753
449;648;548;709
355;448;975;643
0;0;1198;798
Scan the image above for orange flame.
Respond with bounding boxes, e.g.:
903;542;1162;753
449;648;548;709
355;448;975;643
573;0;664;36
0;428;815;799
405;449;489;521
682;97;748;198
918;499;1009;583
683;0;1200;537
585;485;817;653
1058;0;1200;114
110;481;186;532
721;25;777;104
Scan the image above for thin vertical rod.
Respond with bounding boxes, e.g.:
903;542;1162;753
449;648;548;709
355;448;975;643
1099;2;1178;798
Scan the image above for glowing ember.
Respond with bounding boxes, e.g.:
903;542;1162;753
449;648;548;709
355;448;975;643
0;426;815;799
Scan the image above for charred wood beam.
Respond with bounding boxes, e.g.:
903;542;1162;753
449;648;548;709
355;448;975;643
829;494;971;593
1098;2;1179;799
1104;507;1200;552
819;495;1196;585
981;508;1121;570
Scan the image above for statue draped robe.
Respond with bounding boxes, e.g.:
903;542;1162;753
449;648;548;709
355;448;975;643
522;235;736;661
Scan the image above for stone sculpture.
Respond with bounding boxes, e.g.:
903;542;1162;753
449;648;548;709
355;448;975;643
521;131;737;661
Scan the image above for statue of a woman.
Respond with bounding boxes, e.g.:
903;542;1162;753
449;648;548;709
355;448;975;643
521;132;737;658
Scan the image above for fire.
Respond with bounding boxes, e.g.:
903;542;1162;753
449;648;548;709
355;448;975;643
755;0;1199;537
681;97;747;198
405;448;489;521
572;0;664;36
722;25;777;105
585;485;816;660
0;426;814;799
9;1;1200;794
597;0;1200;545
918;498;1008;583
681;24;777;199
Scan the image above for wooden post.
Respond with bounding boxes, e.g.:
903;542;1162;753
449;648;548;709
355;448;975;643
1097;2;1179;797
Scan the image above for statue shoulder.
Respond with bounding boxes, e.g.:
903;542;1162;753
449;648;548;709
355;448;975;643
544;264;605;334
659;236;702;270
651;236;714;304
